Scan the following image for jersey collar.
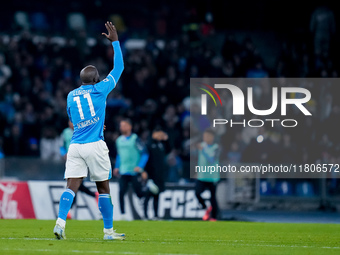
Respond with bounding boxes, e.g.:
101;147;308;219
81;84;94;88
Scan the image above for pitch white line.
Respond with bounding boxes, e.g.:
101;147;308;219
1;237;55;241
1;238;339;251
0;248;197;255
238;244;340;249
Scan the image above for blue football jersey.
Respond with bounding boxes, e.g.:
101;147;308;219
67;41;124;144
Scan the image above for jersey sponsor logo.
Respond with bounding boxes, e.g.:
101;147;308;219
77;116;100;129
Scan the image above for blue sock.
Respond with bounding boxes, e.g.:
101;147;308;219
58;189;75;221
98;194;113;229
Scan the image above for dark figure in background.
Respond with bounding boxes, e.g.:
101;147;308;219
310;6;336;57
195;128;220;221
143;127;169;220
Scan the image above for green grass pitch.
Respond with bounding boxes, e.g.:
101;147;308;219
0;219;339;255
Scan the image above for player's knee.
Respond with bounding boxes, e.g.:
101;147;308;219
96;181;110;194
98;187;110;194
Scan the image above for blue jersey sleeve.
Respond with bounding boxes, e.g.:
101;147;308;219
66;94;72;123
95;41;124;96
136;138;149;170
115;154;121;169
138;152;149;169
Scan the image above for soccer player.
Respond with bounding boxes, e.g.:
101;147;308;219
195;128;220;221
113;119;149;219
143;127;169;220
53;22;125;240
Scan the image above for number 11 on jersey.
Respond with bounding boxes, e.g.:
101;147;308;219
74;94;96;120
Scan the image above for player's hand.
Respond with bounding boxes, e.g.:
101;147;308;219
197;143;203;150
102;21;118;42
162;132;168;141
141;171;148;180
104;125;106;131
113;168;119;176
134;166;142;172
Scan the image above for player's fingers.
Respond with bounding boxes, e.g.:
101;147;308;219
102;33;108;38
106;21;112;29
108;22;115;32
105;23;111;33
108;25;114;33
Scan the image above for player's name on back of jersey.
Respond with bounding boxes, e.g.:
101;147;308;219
73;89;93;96
77;116;100;129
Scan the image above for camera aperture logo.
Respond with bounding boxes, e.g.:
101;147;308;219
199;83;312;128
199;83;223;113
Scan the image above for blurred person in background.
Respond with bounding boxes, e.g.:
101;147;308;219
226;142;242;164
3;123;26;156
0;54;12;88
166;151;183;182
310;6;335;57
143;126;169;220
195;128;220;221
114;119;149;220
40;126;62;161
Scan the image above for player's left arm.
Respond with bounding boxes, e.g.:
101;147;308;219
66;94;73;124
134;138;149;172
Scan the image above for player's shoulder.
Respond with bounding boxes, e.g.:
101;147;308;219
67;89;74;98
131;133;138;140
212;143;219;151
94;78;113;90
67;88;78;98
66;90;75;104
116;135;125;142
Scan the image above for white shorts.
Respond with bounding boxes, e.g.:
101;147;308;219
65;140;112;182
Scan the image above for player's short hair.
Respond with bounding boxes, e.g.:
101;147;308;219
152;125;164;133
80;65;99;84
204;128;215;136
120;118;132;126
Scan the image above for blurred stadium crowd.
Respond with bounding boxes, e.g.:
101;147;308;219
0;3;339;187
